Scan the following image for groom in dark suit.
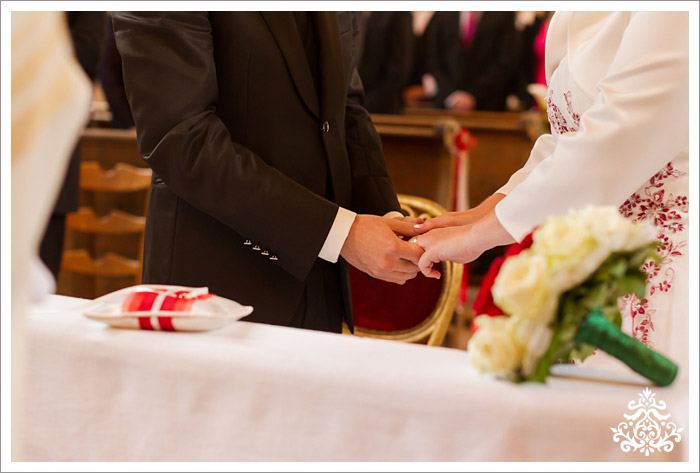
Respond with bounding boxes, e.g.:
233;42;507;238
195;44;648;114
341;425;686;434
112;12;422;333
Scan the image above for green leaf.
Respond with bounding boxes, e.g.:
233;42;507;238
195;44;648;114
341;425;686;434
570;343;597;361
615;275;647;300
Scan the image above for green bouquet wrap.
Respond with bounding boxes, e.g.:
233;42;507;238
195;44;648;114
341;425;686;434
574;310;677;386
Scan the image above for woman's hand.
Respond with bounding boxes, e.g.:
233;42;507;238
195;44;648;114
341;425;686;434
414;193;506;234
413;209;516;279
413;209;482;234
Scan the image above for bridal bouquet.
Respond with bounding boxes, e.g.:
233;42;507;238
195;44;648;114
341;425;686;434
468;206;678;386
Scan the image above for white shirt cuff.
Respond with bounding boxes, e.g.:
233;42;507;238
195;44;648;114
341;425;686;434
422;74;438;98
318;207;357;263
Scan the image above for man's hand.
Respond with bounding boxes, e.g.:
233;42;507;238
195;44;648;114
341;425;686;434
444;90;476;111
340;215;424;285
403;84;428;104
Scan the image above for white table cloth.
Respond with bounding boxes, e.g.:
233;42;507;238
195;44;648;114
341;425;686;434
18;295;689;462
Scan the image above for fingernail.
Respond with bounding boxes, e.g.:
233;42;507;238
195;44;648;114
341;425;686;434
414;224;423;229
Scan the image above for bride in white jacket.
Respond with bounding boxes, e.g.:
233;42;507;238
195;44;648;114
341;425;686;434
413;11;689;364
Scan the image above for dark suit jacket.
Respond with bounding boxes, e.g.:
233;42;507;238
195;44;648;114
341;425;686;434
428;11;519;111
112;12;400;331
358;12;413;114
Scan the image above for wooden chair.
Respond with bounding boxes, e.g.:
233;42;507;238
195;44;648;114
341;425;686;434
57;161;151;299
79;128;145;170
344;195;464;346
371;114;460;210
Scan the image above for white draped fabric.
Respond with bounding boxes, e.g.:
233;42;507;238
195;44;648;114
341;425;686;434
19;295;688;462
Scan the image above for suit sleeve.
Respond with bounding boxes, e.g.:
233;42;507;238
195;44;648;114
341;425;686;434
496;12;688;241
113;12;339;282
343;12;401;215
66;11;108;80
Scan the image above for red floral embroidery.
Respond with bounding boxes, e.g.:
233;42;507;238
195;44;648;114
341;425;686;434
619;294;656;347
564;91;580;128
546;89;582;135
618;162;688;346
547;93;570;134
641;260;660;279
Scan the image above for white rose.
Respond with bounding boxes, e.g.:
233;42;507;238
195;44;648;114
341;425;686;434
492;250;551;320
577;206;632;252
620;218;657;252
576;206;656;252
468;315;523;378
532;215;601;291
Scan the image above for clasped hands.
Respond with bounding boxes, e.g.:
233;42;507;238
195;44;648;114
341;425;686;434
340;195;515;284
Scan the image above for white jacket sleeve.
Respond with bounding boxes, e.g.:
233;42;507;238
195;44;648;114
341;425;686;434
495;12;689;241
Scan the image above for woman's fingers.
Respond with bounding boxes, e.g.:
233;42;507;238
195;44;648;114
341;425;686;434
418;250;442;279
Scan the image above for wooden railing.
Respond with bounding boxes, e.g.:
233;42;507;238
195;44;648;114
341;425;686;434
377;109;536;209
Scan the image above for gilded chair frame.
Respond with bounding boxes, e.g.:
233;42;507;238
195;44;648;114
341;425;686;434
346;194;464;346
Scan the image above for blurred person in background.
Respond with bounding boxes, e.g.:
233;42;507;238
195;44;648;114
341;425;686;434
508;11;553;111
358;12;413;114
402;11;440;108
429;11;520;111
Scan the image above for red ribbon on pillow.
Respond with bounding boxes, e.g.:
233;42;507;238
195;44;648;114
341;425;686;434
121;288;213;331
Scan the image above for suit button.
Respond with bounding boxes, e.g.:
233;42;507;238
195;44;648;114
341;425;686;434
322;121;330;133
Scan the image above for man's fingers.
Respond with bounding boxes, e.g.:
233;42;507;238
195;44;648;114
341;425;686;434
390;257;421;274
386;218;419;237
395;238;424;265
393;216;424;225
373;270;418;285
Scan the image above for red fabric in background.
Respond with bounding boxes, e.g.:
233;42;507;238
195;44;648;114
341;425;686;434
349;266;444;331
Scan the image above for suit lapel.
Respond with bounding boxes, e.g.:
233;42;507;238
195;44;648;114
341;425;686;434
312;12;345;121
260;12;320;118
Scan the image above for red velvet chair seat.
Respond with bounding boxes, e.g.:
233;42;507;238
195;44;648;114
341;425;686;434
349;266;443;331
